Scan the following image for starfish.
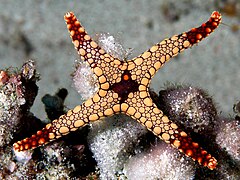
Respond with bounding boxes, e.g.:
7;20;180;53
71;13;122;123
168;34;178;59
13;11;221;170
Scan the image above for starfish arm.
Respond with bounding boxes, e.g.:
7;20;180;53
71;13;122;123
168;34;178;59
64;12;120;77
129;11;221;78
13;92;116;152
126;95;217;170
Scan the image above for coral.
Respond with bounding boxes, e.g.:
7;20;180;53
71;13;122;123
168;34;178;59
157;86;217;134
0;124;13;148
94;32;131;61
35;163;73;180
216;118;240;161
0;60;39;147
0;70;9;86
87;115;147;179
13;150;33;164
1;143;74;179
34;141;75;179
72;61;98;100
124;141;195;180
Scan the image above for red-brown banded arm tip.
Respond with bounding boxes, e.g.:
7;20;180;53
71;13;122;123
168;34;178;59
13;123;53;152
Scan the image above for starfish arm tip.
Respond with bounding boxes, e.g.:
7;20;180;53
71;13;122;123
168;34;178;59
207;157;218;170
13;123;53;152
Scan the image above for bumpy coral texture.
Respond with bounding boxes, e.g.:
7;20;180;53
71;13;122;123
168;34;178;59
0;60;38;147
124;142;195;180
216;119;240;161
88;115;147;179
158;86;217;133
72;61;98;100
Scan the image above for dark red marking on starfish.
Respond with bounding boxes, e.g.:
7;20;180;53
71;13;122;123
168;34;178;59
111;70;139;103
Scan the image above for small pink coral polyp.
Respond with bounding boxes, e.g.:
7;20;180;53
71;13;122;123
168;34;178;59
0;71;9;85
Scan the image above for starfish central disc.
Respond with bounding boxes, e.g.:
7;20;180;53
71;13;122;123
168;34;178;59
111;70;139;103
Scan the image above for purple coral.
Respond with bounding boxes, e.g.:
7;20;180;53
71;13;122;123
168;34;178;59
157;86;217;134
0;60;39;147
216;119;240;161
